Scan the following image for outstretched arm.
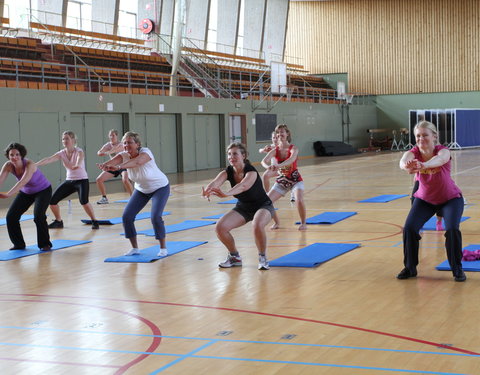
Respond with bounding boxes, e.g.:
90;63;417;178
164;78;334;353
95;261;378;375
202;170;227;200
418;148;451;169
97;143;112;157
97;154;123;171
36;153;60;166
0;160;36;198
261;149;277;170
206;171;257;198
276;145;299;169
0;162;12;190
70;149;85;170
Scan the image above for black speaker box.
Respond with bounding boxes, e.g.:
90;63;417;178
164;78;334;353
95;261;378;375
314;141;357;156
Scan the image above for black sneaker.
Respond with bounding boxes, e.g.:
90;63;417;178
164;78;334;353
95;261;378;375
9;246;26;250
396;268;417;279
91;220;100;230
48;220;64;228
454;270;466;282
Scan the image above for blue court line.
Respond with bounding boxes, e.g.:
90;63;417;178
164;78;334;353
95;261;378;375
173;354;467;375
0;340;469;375
0;325;476;358
0;341;466;375
149;340;219;374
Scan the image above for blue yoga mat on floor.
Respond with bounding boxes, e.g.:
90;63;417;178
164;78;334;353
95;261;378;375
358;194;408;203
104;240;207;263
422;216;470;230
296;212;357;225
114;199;130;203
203;213;224;219
81;211;170;225
0;239;92;261
0;214;35;226
270;242;360;268
436;244;480;271
217;199;238;204
137;220;216;236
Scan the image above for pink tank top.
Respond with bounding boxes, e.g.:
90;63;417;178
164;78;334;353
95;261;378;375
55;147;88;180
411;145;462;205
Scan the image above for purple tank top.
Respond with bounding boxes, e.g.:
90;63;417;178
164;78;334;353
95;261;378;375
12;159;51;194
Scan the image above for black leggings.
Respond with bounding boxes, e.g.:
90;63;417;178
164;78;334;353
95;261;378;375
50;179;90;205
403;196;464;274
6;186;52;249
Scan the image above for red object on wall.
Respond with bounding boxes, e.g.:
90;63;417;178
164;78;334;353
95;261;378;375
140;19;154;34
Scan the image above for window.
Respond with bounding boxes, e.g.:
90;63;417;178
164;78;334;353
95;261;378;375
118;0;137;38
4;0;30;28
237;0;244;55
66;0;92;30
206;0;218;51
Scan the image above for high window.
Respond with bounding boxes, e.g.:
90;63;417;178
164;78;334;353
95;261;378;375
66;0;92;30
118;0;137;38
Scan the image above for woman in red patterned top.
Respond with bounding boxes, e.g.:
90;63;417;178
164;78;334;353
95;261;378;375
261;124;307;230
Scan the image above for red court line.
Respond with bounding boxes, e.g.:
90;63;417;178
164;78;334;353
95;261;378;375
4;294;478;356
0;299;161;374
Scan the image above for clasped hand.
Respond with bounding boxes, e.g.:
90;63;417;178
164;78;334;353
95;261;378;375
202;186;227;201
97;163;116;172
405;159;423;173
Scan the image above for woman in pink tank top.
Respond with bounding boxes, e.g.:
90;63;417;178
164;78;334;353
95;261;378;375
36;131;99;230
398;121;465;282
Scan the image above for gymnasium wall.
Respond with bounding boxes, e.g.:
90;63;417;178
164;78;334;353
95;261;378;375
0;87;377;188
376;91;480;130
286;0;480;96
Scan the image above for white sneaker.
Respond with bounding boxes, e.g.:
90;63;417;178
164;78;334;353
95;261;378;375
157;248;168;257
97;197;109;205
218;254;242;268
124;248;139;256
258;255;270;270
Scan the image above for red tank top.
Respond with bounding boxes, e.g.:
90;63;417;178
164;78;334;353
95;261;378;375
275;145;303;188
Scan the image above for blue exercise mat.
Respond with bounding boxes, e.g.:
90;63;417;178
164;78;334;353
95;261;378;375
203;213;224;219
358;194;408;203
296;211;357;225
217;199;238;204
104;240;207;263
81;211;170;225
0;214;35;226
422;216;470;230
270;242;360;268
136;220;216;236
0;239;92;261
436;244;480;271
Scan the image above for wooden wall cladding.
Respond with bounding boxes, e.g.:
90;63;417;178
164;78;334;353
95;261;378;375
285;0;480;95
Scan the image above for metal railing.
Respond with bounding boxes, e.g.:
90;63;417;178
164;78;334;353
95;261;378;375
0;55;375;105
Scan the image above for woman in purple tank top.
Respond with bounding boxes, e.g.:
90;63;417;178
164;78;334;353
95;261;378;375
0;143;52;251
398;121;465;282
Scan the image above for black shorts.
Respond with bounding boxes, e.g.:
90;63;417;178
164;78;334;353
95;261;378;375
108;168;127;178
233;200;275;223
50;179;90;205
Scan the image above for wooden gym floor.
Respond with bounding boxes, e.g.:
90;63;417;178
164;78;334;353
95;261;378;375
0;150;479;375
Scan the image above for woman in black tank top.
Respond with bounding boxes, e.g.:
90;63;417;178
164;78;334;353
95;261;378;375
202;142;275;270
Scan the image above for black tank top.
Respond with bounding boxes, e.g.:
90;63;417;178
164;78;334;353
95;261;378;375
226;163;270;208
